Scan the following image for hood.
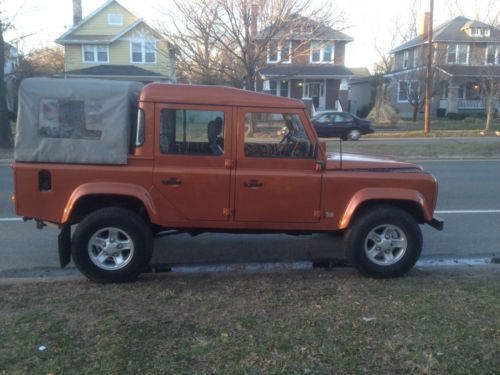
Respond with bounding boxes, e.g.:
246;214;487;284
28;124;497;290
326;152;422;171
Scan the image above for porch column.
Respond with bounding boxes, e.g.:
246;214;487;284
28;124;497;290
447;86;459;113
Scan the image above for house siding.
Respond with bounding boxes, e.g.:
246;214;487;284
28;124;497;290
72;3;138;36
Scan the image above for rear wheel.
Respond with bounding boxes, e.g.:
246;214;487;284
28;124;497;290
71;207;153;283
347;129;361;141
344;206;422;278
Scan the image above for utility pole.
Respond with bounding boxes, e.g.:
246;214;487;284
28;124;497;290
424;0;434;134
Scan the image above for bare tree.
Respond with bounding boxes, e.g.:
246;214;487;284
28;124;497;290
162;0;345;89
17;46;64;78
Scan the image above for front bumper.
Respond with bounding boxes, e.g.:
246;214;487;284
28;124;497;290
428;216;444;231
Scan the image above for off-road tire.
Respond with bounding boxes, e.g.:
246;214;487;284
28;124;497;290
71;207;153;283
344;206;422;278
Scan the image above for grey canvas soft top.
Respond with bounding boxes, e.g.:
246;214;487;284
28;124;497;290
15;78;143;165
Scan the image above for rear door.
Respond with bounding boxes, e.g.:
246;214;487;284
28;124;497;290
153;104;233;221
234;108;322;223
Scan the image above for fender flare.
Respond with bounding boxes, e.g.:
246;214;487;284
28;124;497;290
338;188;432;230
61;182;158;223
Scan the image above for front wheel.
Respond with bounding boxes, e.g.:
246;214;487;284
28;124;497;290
344;206;422;278
71;207;153;283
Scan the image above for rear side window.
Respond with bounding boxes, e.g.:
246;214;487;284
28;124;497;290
160;109;224;156
243;112;312;159
38;99;102;140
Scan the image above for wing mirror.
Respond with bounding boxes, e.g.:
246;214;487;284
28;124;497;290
314;141;327;171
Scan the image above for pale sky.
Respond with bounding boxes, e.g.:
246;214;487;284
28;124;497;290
3;0;498;71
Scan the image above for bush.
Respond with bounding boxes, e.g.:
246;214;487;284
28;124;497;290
446;112;467;120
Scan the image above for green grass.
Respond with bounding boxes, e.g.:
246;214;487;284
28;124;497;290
337;141;500;160
1;267;499;374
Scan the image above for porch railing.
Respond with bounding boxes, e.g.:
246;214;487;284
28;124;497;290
457;99;485;109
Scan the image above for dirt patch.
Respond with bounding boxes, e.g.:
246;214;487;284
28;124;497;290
1;266;498;374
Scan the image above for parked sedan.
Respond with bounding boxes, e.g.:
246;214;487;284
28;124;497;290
311;111;375;140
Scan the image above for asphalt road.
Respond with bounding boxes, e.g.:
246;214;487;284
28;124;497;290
1;160;499;277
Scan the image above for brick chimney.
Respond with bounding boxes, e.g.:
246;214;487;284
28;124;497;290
419;12;431;36
73;0;82;25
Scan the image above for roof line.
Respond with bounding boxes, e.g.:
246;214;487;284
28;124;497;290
56;0;146;44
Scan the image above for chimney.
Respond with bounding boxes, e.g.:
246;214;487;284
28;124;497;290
419;12;431;36
73;0;82;25
250;2;258;39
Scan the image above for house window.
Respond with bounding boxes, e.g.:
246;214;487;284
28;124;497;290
484;28;491;37
447;44;468;64
310;41;335;63
397;81;419;102
486;44;499;64
83;45;108;63
107;13;123;26
403;50;409;69
267;80;289;97
268;41;278;62
131;40;157;63
267;41;291;63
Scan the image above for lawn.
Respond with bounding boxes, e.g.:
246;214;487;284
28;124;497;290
1;267;499;374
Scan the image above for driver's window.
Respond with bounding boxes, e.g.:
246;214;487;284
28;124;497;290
243;112;313;158
332;114;344;123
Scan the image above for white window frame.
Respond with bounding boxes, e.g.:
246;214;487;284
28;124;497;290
397;80;419;103
107;13;123;26
130;39;157;64
447;44;469;64
267;41;292;64
310;41;335;63
403;50;409;69
82;45;109;64
485;44;500;65
267;79;290;97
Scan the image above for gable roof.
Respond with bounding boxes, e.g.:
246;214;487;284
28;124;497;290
391;16;500;53
56;0;166;45
257;14;353;42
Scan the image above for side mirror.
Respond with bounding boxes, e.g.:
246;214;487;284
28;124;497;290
314;141;327;171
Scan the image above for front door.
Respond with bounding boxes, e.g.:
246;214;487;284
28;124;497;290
307;82;325;111
153;104;232;221
234;108;322;223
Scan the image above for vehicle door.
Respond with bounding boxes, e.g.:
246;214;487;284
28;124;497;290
332;113;354;137
153;104;232;221
313;113;334;137
234;108;322;223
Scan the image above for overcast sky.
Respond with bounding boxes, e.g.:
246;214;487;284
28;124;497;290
4;0;498;71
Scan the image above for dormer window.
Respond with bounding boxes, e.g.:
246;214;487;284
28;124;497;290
267;41;292;63
107;13;123;26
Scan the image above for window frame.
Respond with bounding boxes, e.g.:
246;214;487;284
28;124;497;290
130;39;157;64
485;44;499;65
310;41;335;63
158;107;226;157
267;79;290;97
107;13;123;26
82;44;109;64
447;43;469;64
267;40;292;64
240;110;315;160
403;50;409;69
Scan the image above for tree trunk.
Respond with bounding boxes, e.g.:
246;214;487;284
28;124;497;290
484;90;494;132
412;103;418;122
0;22;13;148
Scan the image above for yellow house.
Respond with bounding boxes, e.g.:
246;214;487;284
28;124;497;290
56;0;175;82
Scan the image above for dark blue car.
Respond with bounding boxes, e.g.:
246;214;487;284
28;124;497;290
311;111;375;141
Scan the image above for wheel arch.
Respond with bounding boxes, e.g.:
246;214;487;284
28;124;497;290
339;188;431;230
62;183;158;225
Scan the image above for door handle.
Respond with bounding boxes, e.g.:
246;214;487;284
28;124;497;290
244;180;263;189
162;178;182;187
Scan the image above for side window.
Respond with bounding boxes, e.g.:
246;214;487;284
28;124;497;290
160;109;224;156
244;112;313;159
38;99;102;140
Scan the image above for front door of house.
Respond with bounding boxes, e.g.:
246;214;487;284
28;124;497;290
308;82;325;111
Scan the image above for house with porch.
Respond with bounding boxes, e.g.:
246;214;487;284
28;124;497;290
56;0;176;83
387;15;500;118
256;15;354;113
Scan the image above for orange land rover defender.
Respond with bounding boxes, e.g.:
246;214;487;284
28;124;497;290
12;78;443;282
